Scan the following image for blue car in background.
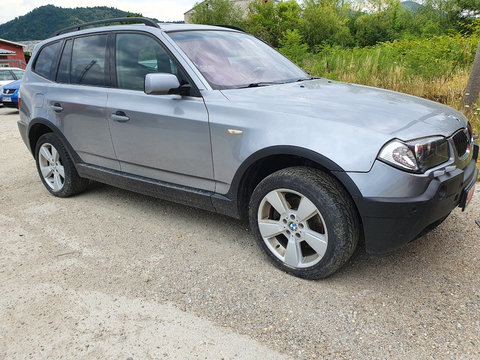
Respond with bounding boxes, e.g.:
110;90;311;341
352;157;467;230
2;79;21;109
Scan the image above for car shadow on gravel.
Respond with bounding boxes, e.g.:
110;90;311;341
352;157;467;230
0;108;19;115
82;181;468;286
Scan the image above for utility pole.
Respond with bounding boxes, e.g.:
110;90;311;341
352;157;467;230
463;40;480;110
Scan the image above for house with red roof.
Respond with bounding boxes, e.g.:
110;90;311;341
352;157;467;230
0;39;26;69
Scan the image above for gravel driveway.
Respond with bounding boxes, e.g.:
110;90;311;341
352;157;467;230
1;107;479;360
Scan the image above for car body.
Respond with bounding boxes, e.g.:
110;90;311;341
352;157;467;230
17;19;478;279
2;79;21;108
0;67;24;102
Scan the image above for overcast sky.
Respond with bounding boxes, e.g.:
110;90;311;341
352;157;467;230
0;0;200;24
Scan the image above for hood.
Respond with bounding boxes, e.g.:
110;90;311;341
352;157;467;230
3;79;21;90
220;78;467;140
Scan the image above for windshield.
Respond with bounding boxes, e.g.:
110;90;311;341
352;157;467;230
0;70;15;81
12;69;24;80
168;30;307;90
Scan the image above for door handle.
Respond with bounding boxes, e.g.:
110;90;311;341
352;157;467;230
51;103;63;112
111;111;130;122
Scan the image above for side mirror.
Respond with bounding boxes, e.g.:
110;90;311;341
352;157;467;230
145;73;181;95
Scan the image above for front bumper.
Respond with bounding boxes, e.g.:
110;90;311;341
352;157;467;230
351;143;478;254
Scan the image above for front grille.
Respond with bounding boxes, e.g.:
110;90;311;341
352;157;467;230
3;89;15;95
452;129;469;158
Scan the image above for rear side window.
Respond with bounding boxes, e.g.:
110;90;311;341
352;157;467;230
71;35;108;86
56;39;73;83
34;41;62;80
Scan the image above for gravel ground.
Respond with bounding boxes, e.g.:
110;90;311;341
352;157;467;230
0;107;479;360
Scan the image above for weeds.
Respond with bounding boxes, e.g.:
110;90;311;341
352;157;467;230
290;34;480;178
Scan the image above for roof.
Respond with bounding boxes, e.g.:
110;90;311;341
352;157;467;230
0;38;25;47
46;23;238;41
158;23;240;32
0;48;15;54
36;23;240;49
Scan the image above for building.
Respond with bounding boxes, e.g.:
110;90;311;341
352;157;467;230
184;0;279;23
0;39;27;69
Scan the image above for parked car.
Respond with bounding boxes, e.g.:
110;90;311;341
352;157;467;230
0;67;24;102
2;79;21;108
17;19;478;279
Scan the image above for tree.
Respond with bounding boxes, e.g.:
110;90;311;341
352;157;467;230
279;29;309;64
190;0;244;27
245;0;302;48
423;0;480;30
245;0;280;46
301;0;354;48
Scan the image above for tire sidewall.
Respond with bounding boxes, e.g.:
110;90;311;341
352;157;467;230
35;133;74;197
249;167;357;279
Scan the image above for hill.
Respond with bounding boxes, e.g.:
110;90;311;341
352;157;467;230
0;5;140;41
401;1;423;12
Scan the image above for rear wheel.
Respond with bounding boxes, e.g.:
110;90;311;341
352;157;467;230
35;133;89;197
249;167;360;279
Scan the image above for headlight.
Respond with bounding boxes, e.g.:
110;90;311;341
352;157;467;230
378;136;450;173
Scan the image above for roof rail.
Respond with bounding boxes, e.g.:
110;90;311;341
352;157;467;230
214;25;246;32
51;17;159;37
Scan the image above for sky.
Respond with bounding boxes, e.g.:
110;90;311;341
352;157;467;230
0;0;201;24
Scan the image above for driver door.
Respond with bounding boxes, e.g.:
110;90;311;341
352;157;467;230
106;32;214;191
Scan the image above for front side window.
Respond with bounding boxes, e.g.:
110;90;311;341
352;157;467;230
115;33;180;91
71;34;108;86
168;31;307;89
34;41;62;80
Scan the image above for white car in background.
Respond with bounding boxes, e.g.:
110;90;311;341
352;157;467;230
0;67;24;102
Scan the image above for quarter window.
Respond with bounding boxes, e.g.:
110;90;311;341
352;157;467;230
115;33;179;91
71;35;108;86
34;41;62;80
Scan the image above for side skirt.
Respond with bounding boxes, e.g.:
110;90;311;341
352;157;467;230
77;163;221;213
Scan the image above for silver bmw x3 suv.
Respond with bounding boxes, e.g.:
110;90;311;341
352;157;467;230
18;18;478;279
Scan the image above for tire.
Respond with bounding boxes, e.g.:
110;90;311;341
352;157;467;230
249;167;360;279
35;133;89;197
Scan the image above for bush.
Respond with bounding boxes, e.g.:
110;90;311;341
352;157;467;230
279;29;310;64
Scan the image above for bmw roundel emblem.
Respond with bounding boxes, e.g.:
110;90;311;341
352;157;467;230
290;223;297;231
448;114;460;122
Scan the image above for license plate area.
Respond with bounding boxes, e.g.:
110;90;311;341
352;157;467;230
2;97;11;102
460;181;476;211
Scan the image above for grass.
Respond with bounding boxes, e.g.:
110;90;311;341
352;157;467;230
296;34;480;179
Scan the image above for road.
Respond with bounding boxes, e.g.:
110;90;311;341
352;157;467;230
1;107;479;359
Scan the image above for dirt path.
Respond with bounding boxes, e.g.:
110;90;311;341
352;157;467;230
1;107;479;359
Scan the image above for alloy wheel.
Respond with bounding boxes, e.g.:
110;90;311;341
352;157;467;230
257;188;328;268
38;143;65;192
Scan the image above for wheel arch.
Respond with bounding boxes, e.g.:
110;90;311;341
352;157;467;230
222;146;363;221
28;118;82;164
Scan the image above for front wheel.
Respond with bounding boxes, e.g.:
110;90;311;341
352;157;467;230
249;167;360;279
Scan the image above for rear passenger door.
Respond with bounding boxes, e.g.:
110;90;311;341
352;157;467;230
106;32;214;191
47;34;119;170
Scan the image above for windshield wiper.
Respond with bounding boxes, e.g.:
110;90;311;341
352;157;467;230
239;81;286;89
295;76;321;82
237;78;317;89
